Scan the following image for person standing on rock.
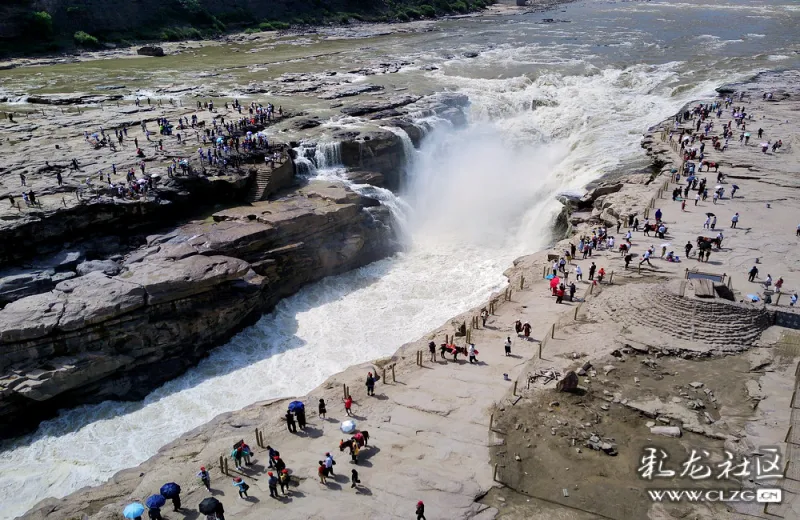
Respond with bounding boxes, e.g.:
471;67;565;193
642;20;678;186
522;322;531;339
365;372;375;396
318;461;328;484
731;212;739;228
198;466;211;491
481;307;489;327
19;173;26;186
416;500;427;520
325;452;336;476
296;406;307;430
318;398;327;420
233;477;249;499
274;455;286;474
279;469;290;495
589;262;597;281
575;265;583;281
429;340;436;361
711;216;717;230
268;472;279;498
343;395;353;417
351;468;361;489
685;241;693;259
56;171;63;186
468;343;477;364
504;337;512;357
285;410;297;433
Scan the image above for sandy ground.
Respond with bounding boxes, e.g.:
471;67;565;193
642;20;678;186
17;82;800;520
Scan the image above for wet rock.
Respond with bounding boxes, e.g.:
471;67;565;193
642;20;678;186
318;84;383;100
689;381;704;389
292;117;322;130
137;46;165;57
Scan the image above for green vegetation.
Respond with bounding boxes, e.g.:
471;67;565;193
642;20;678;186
258;21;290;31
73;31;101;48
1;0;498;57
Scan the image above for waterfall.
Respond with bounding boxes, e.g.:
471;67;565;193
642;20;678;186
314;141;343;170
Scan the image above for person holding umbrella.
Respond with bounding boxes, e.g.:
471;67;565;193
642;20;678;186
146;495;166;520
198;497;223;520
123;503;145;520
160;482;182;512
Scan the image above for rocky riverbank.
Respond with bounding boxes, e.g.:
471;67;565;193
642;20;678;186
0;75;471;437
17;74;800;520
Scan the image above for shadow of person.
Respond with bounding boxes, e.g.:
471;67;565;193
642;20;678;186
355;486;373;495
323;481;342;490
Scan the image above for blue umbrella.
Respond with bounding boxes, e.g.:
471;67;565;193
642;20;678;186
146;495;166;508
288;400;304;412
160;482;181;499
123;503;145;519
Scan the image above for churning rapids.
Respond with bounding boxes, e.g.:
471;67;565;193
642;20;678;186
2;0;799;518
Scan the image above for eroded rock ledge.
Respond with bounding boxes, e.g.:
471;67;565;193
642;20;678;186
0;181;394;437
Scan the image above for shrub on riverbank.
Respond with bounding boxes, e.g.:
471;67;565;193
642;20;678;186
73;31;101;49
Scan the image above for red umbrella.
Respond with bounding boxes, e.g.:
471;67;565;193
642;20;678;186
549;277;560;289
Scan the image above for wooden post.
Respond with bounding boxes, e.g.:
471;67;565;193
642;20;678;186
538;342;542;359
550;323;555;339
255;428;260;448
382;367;386;383
513;381;517;396
343;383;348;400
609;271;614;285
520;276;525;290
219;455;225;475
391;364;396;383
543;266;547;279
574;305;580;320
489;413;493;430
223;457;229;475
493;463;499;482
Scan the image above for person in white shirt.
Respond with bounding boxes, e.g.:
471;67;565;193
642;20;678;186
575;266;583;281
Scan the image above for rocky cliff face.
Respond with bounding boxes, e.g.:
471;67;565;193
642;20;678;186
0;181;395;437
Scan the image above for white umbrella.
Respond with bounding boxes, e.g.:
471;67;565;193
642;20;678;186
340;420;356;434
715;185;723;190
660;243;671;248
760;142;769;147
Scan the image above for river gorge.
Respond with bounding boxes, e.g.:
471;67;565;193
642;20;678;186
1;1;799;518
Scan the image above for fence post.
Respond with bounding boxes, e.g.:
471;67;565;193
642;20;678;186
255;428;260;448
391;364;396;383
343;383;348;400
219;455;225;475
609;271;614;285
493;463;499;482
382;367;386;384
551;323;555;339
223;457;229;475
489;413;493;430
513;381;517;396
520;276;525;290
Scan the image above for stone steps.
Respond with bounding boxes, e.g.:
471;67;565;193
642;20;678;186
587;282;770;348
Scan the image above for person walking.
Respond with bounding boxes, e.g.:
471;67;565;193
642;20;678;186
522;322;531;339
468;343;477;364
213;501;225;520
685;241;693;259
504;337;512;357
416;500;427;520
351;469;361;489
318;398;327;420
267;472;279;499
704;216;710;229
639;250;653;267
274;456;286;473
365;372;375;396
711;216;717;230
318;461;328;484
148;507;163;520
575;265;582;281
731;212;739;228
198;466;211;491
232;445;244;471
170;491;181;512
279;469;290;495
343;395;353;417
233;477;249;499
748;266;759;282
285;411;297;433
325;452;336;476
350;441;360;464
588;262;597;281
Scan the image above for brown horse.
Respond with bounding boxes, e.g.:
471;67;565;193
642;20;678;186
339;431;370;452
